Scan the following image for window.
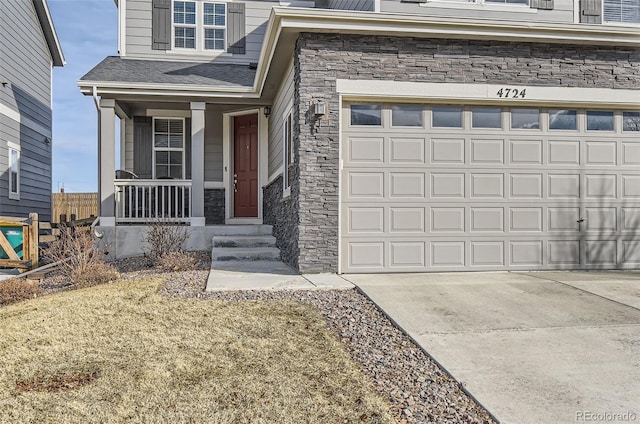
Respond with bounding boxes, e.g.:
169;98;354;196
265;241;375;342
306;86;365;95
511;108;540;129
486;0;529;4
173;1;196;49
8;143;20;200
623;112;640;131
432;106;462;128
391;105;423;127
351;105;381;126
173;1;227;51
153;118;184;179
587;111;615;131
604;0;640;24
283;109;293;197
549;109;577;130
472;107;502;129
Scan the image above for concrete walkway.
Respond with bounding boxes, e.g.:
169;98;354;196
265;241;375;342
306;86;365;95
347;271;640;424
205;261;353;291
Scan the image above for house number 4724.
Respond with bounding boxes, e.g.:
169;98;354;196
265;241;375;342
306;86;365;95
496;88;527;99
496;87;527;99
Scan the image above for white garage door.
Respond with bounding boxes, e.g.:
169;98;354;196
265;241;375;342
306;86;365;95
340;103;640;273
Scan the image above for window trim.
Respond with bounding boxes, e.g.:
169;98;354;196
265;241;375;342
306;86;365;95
152;117;186;180
283;103;293;198
172;0;228;52
8;141;20;200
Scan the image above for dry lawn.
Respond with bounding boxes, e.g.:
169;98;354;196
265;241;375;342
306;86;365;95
0;278;394;424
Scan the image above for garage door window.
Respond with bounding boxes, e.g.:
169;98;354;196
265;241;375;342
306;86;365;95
432;106;462;128
511;108;540;129
587;111;615;131
472;107;502;129
351;104;381;126
391;105;423;127
623;112;640;131
549;109;577;130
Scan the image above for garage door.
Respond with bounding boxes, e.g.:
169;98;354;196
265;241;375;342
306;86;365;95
340;103;640;273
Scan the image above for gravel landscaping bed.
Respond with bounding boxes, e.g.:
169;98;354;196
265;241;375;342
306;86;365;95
35;254;495;424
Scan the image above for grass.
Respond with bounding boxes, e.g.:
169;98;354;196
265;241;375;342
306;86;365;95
0;278;393;424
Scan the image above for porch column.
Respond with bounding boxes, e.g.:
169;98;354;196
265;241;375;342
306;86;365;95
190;102;206;226
99;98;116;226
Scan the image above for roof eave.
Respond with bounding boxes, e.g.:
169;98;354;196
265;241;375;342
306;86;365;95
77;80;258;98
32;0;65;66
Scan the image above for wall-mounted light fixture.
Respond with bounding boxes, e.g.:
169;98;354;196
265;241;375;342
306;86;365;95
311;100;327;117
44;137;51;145
263;106;271;118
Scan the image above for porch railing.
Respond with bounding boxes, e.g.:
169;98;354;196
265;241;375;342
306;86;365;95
114;179;192;223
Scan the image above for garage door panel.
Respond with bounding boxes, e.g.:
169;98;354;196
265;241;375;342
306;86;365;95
431;173;465;198
341;104;639;273
471;139;504;165
390;137;426;163
431;138;465;164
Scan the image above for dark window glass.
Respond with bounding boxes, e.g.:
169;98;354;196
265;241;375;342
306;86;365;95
511;108;540;129
549;110;577;130
351;105;381;126
391;105;423;127
587;111;614;131
623;112;640;131
432;106;462;128
472;107;502;129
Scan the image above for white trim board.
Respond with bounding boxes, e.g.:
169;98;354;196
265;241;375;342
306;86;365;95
0;103;52;138
336;80;640;109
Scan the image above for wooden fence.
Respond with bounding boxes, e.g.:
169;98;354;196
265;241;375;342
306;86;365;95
52;192;98;224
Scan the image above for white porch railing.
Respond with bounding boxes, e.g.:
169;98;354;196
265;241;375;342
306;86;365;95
114;179;192;223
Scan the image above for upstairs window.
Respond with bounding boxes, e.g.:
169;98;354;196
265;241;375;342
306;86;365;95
172;1;227;51
604;0;640;23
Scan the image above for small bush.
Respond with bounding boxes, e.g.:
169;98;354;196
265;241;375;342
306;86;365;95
156;251;199;272
144;220;189;264
43;226;116;287
0;278;43;306
71;262;120;288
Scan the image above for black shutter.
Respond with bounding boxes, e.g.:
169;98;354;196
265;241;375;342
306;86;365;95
227;3;246;54
530;0;554;10
580;0;602;23
152;0;171;50
134;117;153;179
185;118;192;180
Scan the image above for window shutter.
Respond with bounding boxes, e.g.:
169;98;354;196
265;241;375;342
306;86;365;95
227;3;246;55
134;117;153;179
185;118;192;180
531;0;554;10
152;0;171;50
580;0;603;23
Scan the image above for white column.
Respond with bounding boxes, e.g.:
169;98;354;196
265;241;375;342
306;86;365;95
190;102;206;226
99;98;116;226
119;117;126;171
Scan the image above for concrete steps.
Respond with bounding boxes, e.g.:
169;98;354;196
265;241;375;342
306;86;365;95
211;225;281;262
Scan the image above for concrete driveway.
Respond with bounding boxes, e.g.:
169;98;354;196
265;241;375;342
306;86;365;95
345;271;640;424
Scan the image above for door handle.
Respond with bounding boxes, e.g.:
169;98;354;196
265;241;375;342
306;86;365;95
577;217;585;223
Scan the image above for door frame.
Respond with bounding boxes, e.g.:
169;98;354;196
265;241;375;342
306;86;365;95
222;107;268;224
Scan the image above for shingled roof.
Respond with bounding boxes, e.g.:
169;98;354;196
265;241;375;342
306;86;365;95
80;56;256;88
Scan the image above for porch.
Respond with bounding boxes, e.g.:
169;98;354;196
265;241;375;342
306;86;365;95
98;99;269;227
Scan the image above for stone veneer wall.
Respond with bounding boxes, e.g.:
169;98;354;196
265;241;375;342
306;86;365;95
294;33;640;273
204;189;225;224
263;175;300;268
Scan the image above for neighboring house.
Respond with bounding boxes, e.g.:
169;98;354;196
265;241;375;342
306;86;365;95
0;0;65;222
80;0;639;273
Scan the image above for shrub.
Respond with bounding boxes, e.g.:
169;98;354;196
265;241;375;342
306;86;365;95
0;278;43;306
43;226;117;287
144;220;189;264
156;251;199;272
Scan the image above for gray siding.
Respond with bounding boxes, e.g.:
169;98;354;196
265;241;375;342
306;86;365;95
125;0;273;63
268;59;294;177
380;0;574;24
328;0;374;10
0;0;53;220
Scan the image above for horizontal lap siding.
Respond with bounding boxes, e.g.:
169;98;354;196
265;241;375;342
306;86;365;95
268;60;294;178
125;0;271;63
380;0;574;23
0;0;53;220
0;0;52;129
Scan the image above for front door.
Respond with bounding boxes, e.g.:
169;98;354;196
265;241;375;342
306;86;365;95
233;114;259;217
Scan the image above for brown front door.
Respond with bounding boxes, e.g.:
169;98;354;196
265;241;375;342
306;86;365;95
233;114;259;217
